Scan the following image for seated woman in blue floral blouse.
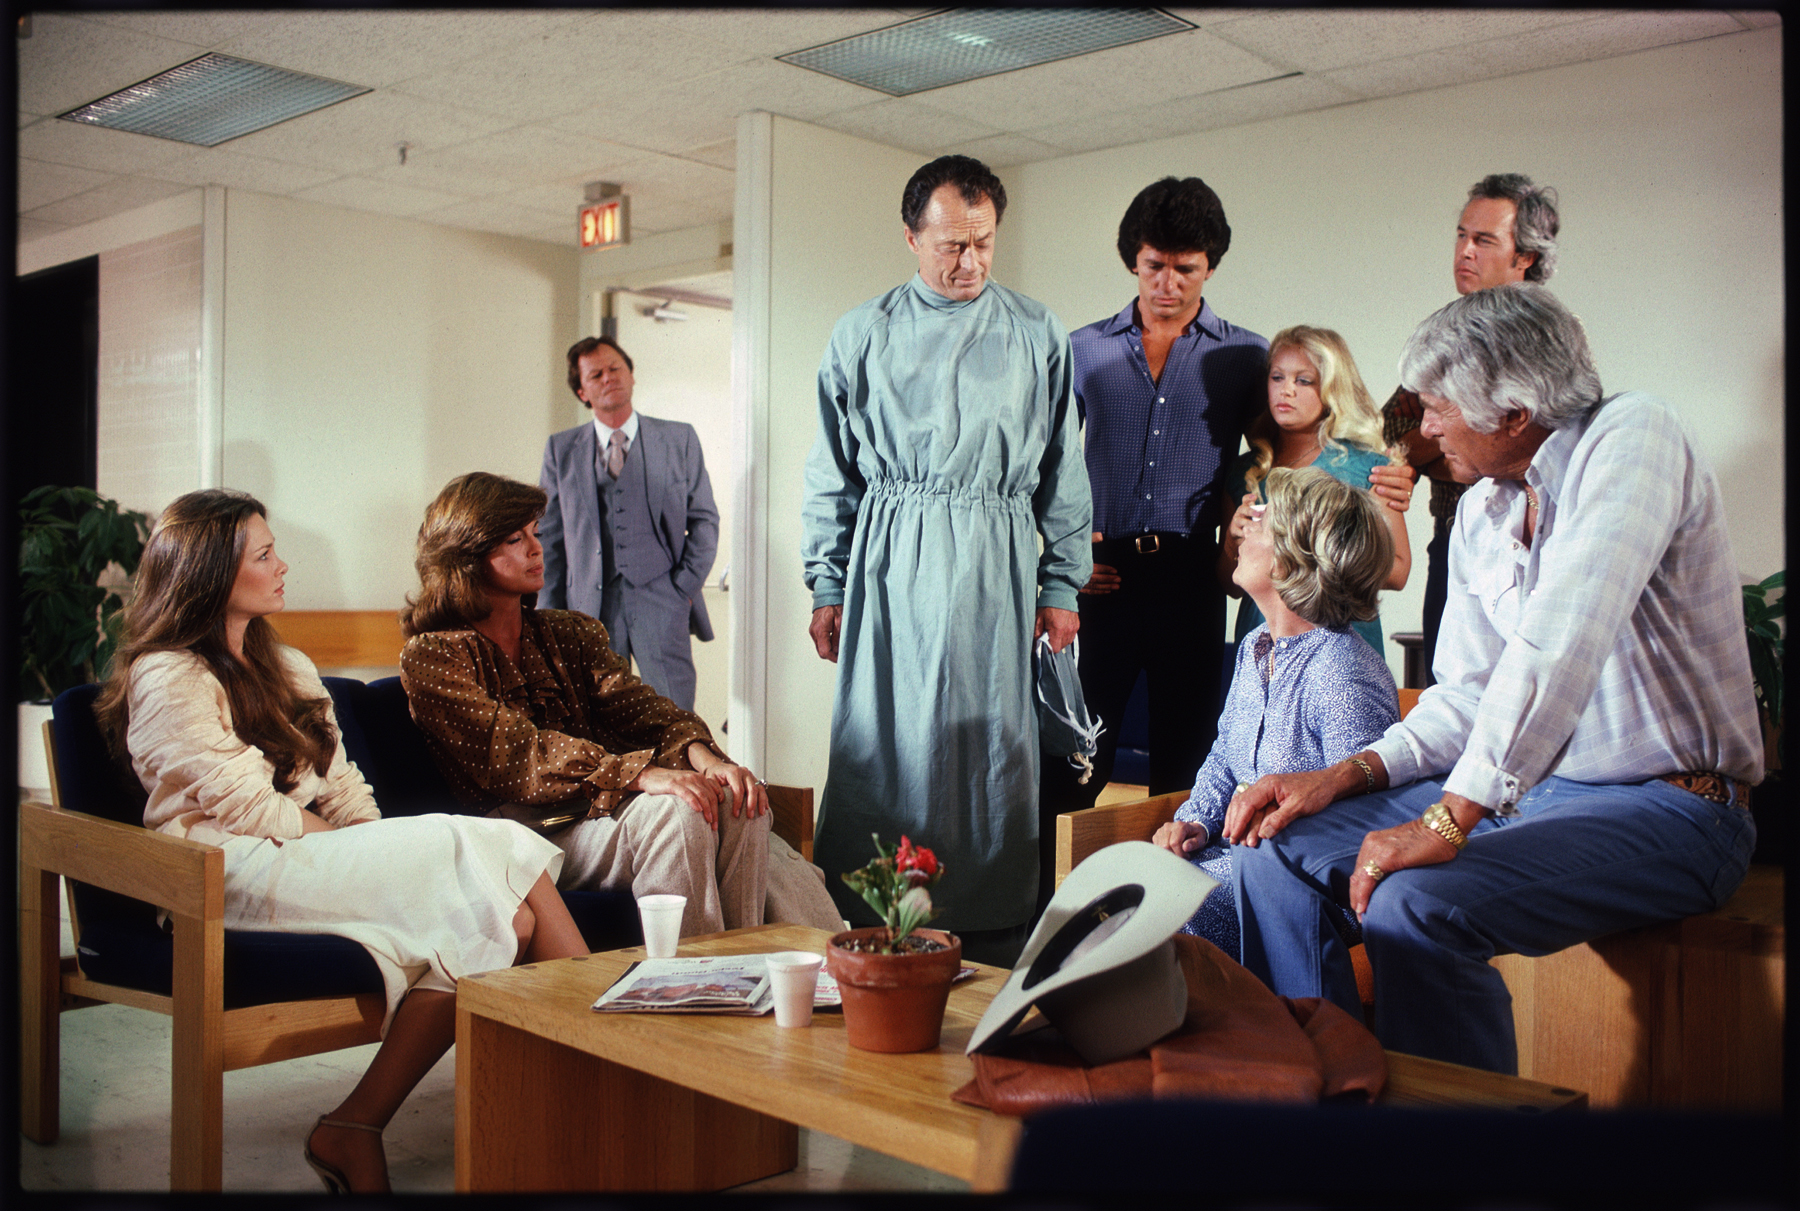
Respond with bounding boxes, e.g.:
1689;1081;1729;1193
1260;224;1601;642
1153;467;1400;959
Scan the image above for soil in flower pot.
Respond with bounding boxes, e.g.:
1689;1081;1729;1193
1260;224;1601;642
826;927;962;1053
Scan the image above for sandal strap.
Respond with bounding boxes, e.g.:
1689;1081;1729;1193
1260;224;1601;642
315;1115;384;1135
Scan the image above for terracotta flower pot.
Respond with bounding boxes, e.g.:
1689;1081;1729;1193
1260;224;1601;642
826;927;962;1053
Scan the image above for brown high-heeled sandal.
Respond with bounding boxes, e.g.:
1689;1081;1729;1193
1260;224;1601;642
303;1114;384;1195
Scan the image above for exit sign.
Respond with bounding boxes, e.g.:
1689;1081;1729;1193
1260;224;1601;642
579;197;630;249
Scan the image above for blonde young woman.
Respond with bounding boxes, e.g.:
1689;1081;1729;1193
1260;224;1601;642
97;489;587;1195
1218;326;1415;655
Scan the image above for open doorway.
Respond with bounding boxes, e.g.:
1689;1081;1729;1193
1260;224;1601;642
611;274;733;737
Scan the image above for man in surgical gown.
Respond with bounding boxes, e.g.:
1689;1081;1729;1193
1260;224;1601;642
802;155;1092;954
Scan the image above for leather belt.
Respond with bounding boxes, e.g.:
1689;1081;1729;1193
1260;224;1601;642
1658;770;1752;809
1099;531;1189;556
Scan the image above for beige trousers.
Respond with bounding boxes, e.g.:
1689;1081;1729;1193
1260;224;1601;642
551;791;769;936
512;792;845;937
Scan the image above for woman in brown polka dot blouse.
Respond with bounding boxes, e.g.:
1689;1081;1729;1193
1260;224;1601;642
400;472;841;936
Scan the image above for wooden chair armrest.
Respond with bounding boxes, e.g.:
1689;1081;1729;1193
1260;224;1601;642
1054;791;1189;888
765;784;813;863
18;799;223;922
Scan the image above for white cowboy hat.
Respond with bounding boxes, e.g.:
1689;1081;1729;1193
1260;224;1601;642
967;841;1219;1065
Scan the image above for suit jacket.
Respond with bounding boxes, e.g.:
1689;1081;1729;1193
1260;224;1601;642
538;414;719;641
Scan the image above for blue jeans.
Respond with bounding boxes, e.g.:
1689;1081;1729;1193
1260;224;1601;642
1234;776;1756;1073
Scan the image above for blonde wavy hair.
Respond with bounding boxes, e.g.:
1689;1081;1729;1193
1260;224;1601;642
1244;325;1393;497
1261;467;1393;628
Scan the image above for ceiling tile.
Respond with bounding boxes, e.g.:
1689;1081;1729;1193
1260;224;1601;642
679;140;738;171
292;174;471;218
494;181;591;216
74;10;297;50
361;158;519;201
1728;11;1783;29
686;58;887;122
18;13;213;116
601;153;735;196
148;147;343;194
214;9;590;90
630;194;735;236
18;118;197;175
936;133;1065;169
904;29;1282;129
647;9;915;58
25;175;193;227
1207;9;1606;74
545;84;739;156
1161;9;1276;29
219;90;518;174
18;158;115;210
1325;10;1744;101
416;195;572;240
18;215;73;243
411;125;644;190
818;98;1000;155
393;12;749;123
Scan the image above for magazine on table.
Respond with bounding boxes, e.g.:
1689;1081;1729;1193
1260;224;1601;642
592;954;985;1015
592;955;774;1014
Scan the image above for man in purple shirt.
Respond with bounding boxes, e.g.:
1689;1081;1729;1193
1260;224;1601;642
1038;177;1266;905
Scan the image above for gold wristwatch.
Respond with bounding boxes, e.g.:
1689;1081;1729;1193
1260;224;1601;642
1420;801;1469;851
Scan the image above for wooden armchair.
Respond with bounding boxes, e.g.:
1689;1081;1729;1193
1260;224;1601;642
20;680;815;1190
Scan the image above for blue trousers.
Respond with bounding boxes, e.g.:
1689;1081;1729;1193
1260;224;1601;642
1234;776;1756;1073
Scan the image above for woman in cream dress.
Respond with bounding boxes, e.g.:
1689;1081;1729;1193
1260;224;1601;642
96;488;587;1194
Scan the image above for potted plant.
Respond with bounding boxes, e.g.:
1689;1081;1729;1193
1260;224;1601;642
17;486;151;789
826;834;961;1053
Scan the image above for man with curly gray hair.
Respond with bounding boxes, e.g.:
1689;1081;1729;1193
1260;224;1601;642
1227;283;1761;1076
1382;172;1561;685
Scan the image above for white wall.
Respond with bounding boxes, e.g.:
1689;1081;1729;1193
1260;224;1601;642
737;115;920;790
1004;27;1784;679
220;191;579;610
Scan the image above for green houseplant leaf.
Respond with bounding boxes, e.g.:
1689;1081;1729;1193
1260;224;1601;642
17;486;152;702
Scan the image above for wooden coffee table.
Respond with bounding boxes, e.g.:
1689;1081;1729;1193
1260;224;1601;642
454;924;1584;1192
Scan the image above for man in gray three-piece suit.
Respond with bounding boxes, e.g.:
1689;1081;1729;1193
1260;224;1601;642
538;335;719;710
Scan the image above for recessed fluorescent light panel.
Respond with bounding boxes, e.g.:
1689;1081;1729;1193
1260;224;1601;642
58;53;370;147
779;8;1195;97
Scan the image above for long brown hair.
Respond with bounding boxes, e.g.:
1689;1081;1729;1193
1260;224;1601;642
95;489;335;791
400;472;547;637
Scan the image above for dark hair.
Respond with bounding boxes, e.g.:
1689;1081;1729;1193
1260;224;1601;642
402;472;549;636
1116;176;1231;271
901;155;1007;233
95;489;335;791
565;335;634;405
1467;173;1560;282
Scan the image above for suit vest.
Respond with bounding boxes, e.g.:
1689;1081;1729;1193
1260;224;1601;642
598;434;674;588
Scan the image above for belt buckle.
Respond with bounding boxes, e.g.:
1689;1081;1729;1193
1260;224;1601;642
1134;534;1160;555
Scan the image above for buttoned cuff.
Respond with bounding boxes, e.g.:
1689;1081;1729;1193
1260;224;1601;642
1445;757;1525;817
1367;733;1422;791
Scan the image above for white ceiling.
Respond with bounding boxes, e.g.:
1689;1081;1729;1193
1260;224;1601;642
17;8;1777;250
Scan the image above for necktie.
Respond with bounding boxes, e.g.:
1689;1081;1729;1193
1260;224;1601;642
607;429;628;479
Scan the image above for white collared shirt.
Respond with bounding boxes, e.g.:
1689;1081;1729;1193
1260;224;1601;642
1370;392;1763;813
592;409;640;455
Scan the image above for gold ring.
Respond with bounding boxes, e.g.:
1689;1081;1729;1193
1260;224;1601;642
1362;859;1386;884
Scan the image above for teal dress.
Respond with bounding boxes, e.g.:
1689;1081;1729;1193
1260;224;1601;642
1226;444;1388;656
802;275;1092;931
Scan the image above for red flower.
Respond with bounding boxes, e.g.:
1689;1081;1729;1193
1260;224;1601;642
895;835;939;882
